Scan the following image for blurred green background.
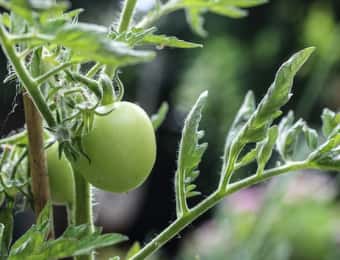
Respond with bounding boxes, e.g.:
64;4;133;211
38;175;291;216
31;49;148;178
1;0;340;259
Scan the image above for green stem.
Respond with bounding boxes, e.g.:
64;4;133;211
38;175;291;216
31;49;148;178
36;62;74;85
118;0;138;33
9;33;53;43
0;26;56;127
0;130;27;145
175;169;189;217
73;170;94;260
86;63;102;78
130;161;313;260
131;190;223;260
66;71;102;99
73;170;93;227
219;143;243;189
102;0;138;80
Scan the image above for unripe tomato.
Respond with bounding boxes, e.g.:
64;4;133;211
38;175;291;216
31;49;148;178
47;143;75;204
71;102;156;193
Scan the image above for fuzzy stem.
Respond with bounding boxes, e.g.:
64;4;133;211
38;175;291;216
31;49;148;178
130;161;314;260
73;170;94;260
118;0;138;33
0;26;56;128
86;63;102;78
175;169;189;217
35;61;74;86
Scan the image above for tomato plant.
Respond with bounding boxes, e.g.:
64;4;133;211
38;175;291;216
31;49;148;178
0;0;338;260
71;102;156;193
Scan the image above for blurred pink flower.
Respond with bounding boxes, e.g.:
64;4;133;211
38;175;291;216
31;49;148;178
225;186;264;213
283;171;337;204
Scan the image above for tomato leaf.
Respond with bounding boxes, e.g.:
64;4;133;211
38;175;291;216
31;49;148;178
8;203;127;259
142;33;202;48
38;226;127;259
178;0;268;36
110;27;202;49
303;125;318;150
224;90;256;160
0;0;69;23
234;47;314;146
235;147;257;169
308;120;340;170
126;241;141;259
53;23;155;66
256;126;278;175
277;113;306;161
176;91;208;209
321;108;340;137
220;48;314;186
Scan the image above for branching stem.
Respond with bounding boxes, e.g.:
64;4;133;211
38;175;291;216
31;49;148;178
118;0;138;33
175;169;189;217
36;62;74;86
130;160;319;260
0;26;56;127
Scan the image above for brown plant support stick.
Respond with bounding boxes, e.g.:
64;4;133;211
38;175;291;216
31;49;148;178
23;93;54;237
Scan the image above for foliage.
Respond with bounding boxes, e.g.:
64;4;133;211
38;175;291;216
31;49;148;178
0;0;338;260
5;203;127;260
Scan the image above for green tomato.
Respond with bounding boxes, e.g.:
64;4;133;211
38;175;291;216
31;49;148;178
47;143;75;204
71;101;157;193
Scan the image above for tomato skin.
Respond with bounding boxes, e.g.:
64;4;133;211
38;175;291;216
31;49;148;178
47;143;75;204
71;102;157;193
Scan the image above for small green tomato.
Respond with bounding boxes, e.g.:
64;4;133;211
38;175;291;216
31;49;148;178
71;101;157;193
47;143;75;204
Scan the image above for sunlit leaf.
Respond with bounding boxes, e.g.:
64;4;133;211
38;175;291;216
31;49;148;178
0;0;68;23
178;0;268;35
277;112;306;161
256;126;278;175
126;241;141;259
238;48;315;146
142;33;202;48
8;204;127;259
224;91;255;159
176;91;208;203
321;108;340;137
53;23;155;66
110;27;202;49
303;125;318;150
221;48;314;185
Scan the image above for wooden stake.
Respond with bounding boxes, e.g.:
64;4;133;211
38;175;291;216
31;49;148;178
23;93;53;223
